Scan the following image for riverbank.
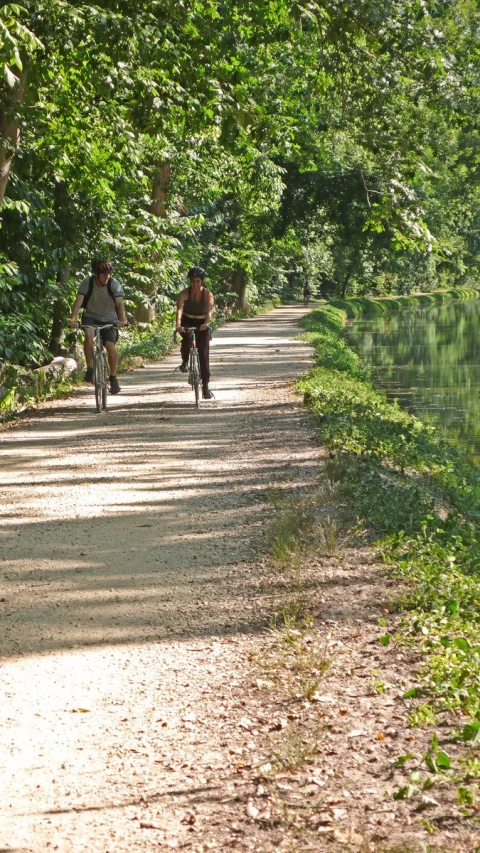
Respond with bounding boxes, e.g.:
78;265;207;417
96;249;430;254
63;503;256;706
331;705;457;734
328;285;480;319
297;300;480;824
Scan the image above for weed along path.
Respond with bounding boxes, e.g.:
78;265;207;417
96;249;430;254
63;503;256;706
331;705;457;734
0;306;476;853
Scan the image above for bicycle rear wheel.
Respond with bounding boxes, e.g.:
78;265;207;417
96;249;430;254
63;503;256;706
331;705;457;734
102;381;108;410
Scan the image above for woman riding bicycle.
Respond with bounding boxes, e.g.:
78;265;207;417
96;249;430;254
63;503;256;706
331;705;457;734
70;260;127;394
303;283;312;307
176;267;215;400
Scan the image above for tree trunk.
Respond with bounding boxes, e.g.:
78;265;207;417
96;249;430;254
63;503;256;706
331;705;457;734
49;179;72;354
134;161;172;324
0;69;27;209
232;269;247;311
341;271;351;300
150;161;171;218
49;262;70;354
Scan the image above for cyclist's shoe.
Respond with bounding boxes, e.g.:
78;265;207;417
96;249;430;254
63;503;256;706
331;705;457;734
109;375;121;394
202;386;214;400
84;367;94;383
179;361;188;373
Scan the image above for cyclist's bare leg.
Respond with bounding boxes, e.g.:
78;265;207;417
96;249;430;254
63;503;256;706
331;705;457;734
197;328;211;386
180;331;192;364
104;340;118;376
83;329;94;368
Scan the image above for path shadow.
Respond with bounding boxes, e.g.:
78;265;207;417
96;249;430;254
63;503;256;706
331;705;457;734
0;307;324;657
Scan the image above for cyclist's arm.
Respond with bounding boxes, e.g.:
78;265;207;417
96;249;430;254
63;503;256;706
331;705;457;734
114;296;127;328
200;291;214;330
176;289;187;332
70;294;84;328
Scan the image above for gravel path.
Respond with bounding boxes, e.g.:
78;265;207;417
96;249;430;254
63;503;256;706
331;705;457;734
0;306;321;852
2;307;477;853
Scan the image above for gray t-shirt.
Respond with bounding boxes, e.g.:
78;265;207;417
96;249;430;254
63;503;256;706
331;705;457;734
78;276;123;323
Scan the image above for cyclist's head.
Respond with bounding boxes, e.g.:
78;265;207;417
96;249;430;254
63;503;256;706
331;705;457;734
187;266;207;281
92;259;113;276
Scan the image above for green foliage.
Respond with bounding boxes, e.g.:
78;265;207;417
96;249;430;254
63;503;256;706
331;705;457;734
0;0;480;366
0;361;79;419
117;326;173;370
0;3;42;85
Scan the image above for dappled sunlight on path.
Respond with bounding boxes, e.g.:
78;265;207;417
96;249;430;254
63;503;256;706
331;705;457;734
0;307;316;656
0;306;333;853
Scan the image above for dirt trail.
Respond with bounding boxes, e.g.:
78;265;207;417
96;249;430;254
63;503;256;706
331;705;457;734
0;306;322;851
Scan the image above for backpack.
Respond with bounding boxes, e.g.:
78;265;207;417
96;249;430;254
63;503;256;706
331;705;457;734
82;275;117;310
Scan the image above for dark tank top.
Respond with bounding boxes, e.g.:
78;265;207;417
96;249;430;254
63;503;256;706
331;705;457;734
182;286;207;317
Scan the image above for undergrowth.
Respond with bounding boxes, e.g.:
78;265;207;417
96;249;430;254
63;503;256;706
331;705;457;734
298;299;480;804
0;362;81;421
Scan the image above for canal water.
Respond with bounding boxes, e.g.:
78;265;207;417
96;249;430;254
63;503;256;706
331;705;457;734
346;296;480;461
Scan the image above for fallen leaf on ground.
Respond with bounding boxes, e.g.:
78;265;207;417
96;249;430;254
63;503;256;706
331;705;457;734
334;827;364;845
269;718;288;731
311;693;335;703
182;712;197;722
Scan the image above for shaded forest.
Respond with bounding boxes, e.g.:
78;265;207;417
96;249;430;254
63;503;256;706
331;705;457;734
0;0;479;366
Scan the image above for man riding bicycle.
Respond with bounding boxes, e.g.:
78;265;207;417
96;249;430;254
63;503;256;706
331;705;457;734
176;267;214;400
70;260;127;395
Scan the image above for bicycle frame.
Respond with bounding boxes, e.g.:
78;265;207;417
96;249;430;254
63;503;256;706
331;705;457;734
175;326;202;408
81;324;113;412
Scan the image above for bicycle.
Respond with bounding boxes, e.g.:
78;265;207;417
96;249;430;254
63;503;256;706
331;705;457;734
174;326;203;408
303;290;311;308
80;324;114;412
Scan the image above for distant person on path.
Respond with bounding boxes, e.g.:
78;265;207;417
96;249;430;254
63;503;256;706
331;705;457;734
70;260;127;395
303;283;312;307
176;267;214;400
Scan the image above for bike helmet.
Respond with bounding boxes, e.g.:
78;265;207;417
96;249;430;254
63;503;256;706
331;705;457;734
187;266;207;280
92;259;113;274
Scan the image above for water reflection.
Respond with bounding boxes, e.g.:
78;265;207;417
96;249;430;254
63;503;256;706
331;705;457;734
347;297;480;460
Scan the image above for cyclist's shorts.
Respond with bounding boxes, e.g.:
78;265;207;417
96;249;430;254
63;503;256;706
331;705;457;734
181;316;212;339
83;314;119;344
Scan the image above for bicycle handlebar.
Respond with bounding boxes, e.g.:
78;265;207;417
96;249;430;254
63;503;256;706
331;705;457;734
174;327;199;345
174;325;210;337
79;323;115;330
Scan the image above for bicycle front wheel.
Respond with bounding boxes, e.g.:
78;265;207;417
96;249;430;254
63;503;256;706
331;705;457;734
93;354;102;412
94;353;107;413
190;350;201;409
